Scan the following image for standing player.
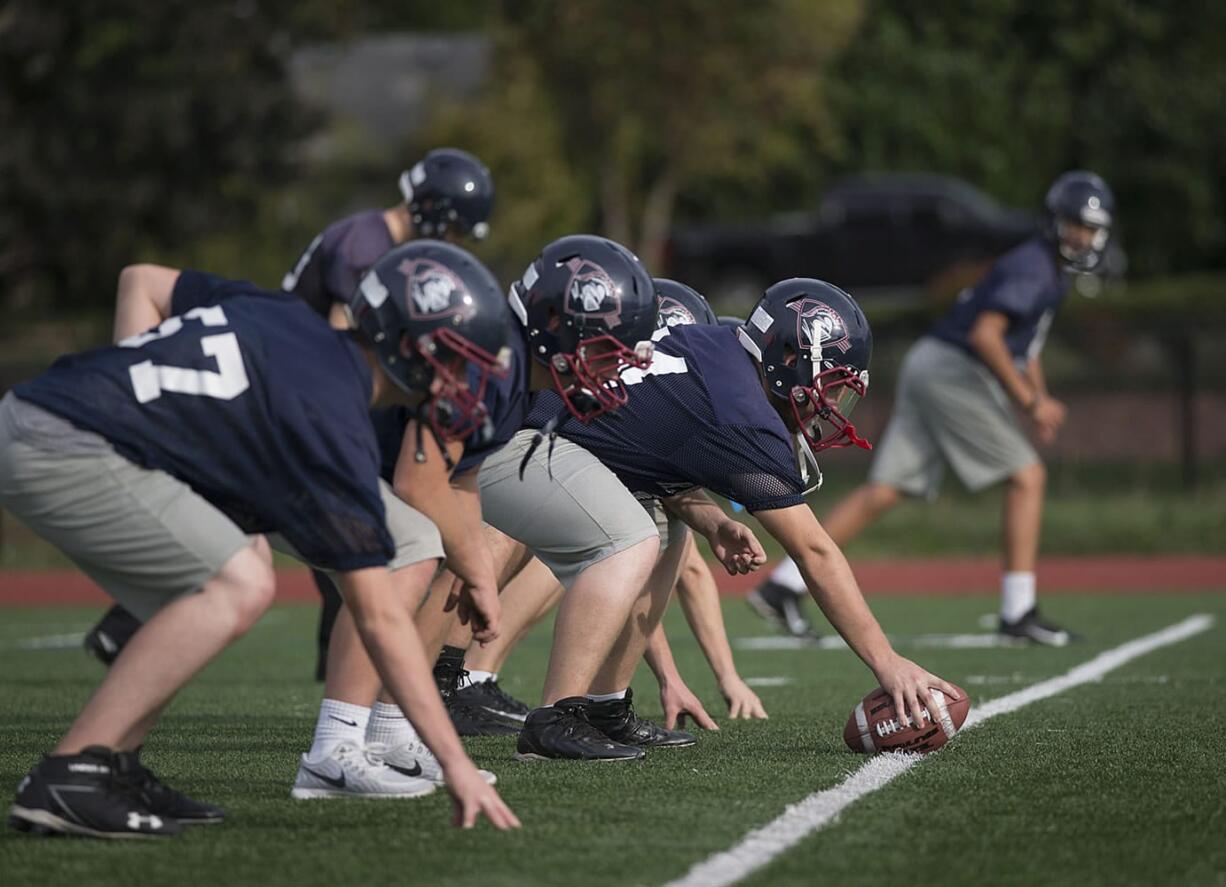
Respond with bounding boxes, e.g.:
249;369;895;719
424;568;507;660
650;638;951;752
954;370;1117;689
516;278;960;743
1;249;518;837
82;147;496;675
749;171;1115;645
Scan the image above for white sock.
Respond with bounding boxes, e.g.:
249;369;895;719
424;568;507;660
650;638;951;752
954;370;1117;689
364;701;421;749
586;689;627;703
1001;572;1037;623
768;557;807;596
466;669;496;684
308;699;370;759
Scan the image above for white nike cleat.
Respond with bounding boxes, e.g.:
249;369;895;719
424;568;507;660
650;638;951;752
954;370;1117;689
289;741;436;800
379;738;498;786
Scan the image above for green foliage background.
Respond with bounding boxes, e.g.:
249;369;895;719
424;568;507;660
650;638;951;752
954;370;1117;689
3;0;1225;314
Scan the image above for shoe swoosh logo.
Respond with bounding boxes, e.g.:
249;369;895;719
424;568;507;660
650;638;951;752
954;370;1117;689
328;715;359;727
386;761;423;778
302;766;345;788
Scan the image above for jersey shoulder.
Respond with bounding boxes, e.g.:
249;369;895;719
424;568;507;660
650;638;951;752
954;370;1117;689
661;325;785;431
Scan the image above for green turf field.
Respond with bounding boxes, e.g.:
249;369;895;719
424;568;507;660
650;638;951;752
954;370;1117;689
1;593;1223;886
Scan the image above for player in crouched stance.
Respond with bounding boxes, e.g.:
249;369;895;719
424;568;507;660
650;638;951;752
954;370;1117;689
517;278;960;732
1;246;519;836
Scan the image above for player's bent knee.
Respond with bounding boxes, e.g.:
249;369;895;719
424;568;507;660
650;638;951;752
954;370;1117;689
208;547;277;635
865;482;903;512
1010;462;1046;492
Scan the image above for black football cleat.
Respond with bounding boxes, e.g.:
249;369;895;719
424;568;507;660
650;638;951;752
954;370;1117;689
999;608;1081;647
584;688;696;748
9;746;182;839
82;605;142;666
514;698;646;762
747;580;819;639
433;649;519;736
453;678;531;725
117;749;226;825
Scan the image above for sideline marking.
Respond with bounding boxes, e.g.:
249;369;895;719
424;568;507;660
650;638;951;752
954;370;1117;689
663;613;1214;887
1;632;87;651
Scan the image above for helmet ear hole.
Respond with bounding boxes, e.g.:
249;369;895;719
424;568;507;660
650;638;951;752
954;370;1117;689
782;343;798;368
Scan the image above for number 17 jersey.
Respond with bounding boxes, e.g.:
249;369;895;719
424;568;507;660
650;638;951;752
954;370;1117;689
12;270;394;571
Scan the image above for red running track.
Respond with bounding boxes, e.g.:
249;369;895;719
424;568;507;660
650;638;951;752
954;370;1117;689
1;556;1223;606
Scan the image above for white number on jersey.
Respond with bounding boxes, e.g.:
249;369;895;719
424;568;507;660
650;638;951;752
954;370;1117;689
119;307;251;405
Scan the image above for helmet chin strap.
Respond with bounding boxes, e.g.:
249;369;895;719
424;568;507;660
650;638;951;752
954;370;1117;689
794;431;824;494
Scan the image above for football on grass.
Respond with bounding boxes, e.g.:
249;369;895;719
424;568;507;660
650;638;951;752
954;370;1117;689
843;684;970;754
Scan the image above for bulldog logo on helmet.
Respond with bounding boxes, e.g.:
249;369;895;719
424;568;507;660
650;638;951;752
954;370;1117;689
564;258;622;326
400;258;471;320
789;298;851;361
656;296;697;330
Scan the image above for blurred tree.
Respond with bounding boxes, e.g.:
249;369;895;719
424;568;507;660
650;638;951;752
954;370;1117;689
420;0;863;273
829;0;1226;276
0;0;323;315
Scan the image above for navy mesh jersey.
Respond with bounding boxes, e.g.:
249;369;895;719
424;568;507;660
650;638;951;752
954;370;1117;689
14;271;393;571
524;324;806;513
929;236;1069;363
282;210;394;317
370;319;531;480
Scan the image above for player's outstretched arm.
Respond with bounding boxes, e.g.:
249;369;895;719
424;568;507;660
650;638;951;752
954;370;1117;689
643;624;719;731
662;489;767;575
392;433;501;643
672;536;768;720
113;264;181;341
755;504;960;729
335;566;520;831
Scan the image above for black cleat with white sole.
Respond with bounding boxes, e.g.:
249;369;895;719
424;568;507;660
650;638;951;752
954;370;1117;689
584;688;696;748
434;650;520;736
514;698;646;762
117;749;225;824
453;678;531;725
9;746;182;839
999;607;1080;647
747;580;819;639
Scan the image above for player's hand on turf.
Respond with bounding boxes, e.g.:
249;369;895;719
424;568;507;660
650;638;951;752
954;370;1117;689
719;676;769;720
661;680;719;731
710;520;768;576
444;763;521;831
444;577;501;645
873;654;961;733
1029;395;1067;444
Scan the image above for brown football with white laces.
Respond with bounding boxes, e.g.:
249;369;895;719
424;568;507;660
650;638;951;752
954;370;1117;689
843;684;970;754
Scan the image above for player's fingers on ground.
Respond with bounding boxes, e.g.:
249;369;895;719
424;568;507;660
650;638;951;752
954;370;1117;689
485;794;522;830
690;702;719;731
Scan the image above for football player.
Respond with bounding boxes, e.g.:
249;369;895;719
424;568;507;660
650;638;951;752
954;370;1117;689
81;147;496;674
750;171;1115;646
516;278;960;739
1;243;519;837
435;279;767;728
347;236;768;768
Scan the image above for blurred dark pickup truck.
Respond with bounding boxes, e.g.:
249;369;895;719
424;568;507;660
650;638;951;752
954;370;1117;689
664;173;1043;307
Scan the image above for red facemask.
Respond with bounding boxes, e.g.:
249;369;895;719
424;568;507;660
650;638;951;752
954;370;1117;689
413;326;510;442
549;335;654;423
789;365;872;452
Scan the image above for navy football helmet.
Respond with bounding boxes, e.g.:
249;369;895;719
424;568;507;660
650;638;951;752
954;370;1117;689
736;278;873;456
1045;170;1115;273
653;278;717;337
350;240;510;442
399;148;495;241
509;235;656;422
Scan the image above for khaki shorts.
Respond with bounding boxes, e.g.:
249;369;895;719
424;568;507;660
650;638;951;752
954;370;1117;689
639;496;691;552
0;394;250;620
268;479;442;572
869;337;1039;497
0;395;442;619
478;429;658;589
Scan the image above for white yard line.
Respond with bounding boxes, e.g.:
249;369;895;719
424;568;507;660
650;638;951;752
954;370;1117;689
744;676;795;687
663;613;1215;887
734;632;1029;651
